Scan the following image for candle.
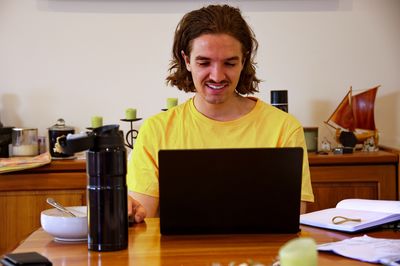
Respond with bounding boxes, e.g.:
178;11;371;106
11;128;39;156
166;98;178;109
12;144;39;157
125;108;137;120
279;237;317;266
91;116;103;128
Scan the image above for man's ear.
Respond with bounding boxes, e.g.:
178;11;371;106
181;50;191;72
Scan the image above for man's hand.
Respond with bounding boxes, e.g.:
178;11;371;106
128;195;146;223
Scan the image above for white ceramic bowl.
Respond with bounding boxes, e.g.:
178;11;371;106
40;206;87;242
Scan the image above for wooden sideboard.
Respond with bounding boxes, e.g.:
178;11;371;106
307;150;399;212
0;150;399;255
0;159;87;255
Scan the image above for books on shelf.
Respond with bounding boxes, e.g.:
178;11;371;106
300;199;400;232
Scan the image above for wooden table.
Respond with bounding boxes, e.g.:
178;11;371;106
10;218;400;266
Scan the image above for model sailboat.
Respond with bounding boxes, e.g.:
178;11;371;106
325;85;380;147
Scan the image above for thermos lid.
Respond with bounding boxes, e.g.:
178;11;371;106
48;118;74;131
92;125;125;150
56;124;124;154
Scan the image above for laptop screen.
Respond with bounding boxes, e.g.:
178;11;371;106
159;147;303;235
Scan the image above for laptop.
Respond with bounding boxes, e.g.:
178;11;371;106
158;147;303;235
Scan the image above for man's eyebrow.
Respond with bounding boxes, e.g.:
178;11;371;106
195;56;210;61
194;56;240;61
225;56;240;61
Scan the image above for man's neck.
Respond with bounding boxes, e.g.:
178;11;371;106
193;95;256;122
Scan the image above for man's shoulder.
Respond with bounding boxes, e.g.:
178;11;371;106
252;98;302;127
251;98;285;116
142;99;191;127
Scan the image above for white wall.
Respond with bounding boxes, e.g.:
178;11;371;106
1;0;399;150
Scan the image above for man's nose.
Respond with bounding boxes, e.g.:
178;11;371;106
209;64;225;82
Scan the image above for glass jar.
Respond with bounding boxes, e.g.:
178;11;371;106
11;128;39;156
48;118;75;158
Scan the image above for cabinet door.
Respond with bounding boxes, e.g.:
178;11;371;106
307;164;397;213
0;190;85;255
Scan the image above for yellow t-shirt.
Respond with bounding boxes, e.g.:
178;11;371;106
127;97;314;202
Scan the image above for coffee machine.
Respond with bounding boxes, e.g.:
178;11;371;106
0;118;14;158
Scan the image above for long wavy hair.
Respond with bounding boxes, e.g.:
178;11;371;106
166;5;260;95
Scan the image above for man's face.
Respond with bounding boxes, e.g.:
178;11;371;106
183;33;244;106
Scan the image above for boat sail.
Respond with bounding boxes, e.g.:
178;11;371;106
325;85;380;146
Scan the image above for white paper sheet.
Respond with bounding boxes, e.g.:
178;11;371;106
336;199;400;213
318;235;400;265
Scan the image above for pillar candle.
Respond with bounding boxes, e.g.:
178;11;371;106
91;116;103;128
125;108;137;120
279;237;317;266
12;144;39;157
166;98;178;109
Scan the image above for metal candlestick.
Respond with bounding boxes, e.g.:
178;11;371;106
120;118;142;149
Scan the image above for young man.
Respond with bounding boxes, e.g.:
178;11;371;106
127;5;314;223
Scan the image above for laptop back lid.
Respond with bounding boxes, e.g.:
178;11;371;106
159;147;303;235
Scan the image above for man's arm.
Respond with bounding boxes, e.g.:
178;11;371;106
300;201;307;214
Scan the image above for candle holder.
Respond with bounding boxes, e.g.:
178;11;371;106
120;118;142;149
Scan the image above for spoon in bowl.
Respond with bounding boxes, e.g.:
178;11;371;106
46;198;76;217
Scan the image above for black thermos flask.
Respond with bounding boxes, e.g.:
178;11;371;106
86;125;128;251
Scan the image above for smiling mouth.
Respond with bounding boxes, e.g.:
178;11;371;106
206;83;227;90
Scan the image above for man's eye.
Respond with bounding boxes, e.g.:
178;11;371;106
197;62;209;66
225;62;236;67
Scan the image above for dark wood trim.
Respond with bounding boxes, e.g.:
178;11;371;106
308;150;397;165
0;159;86;192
